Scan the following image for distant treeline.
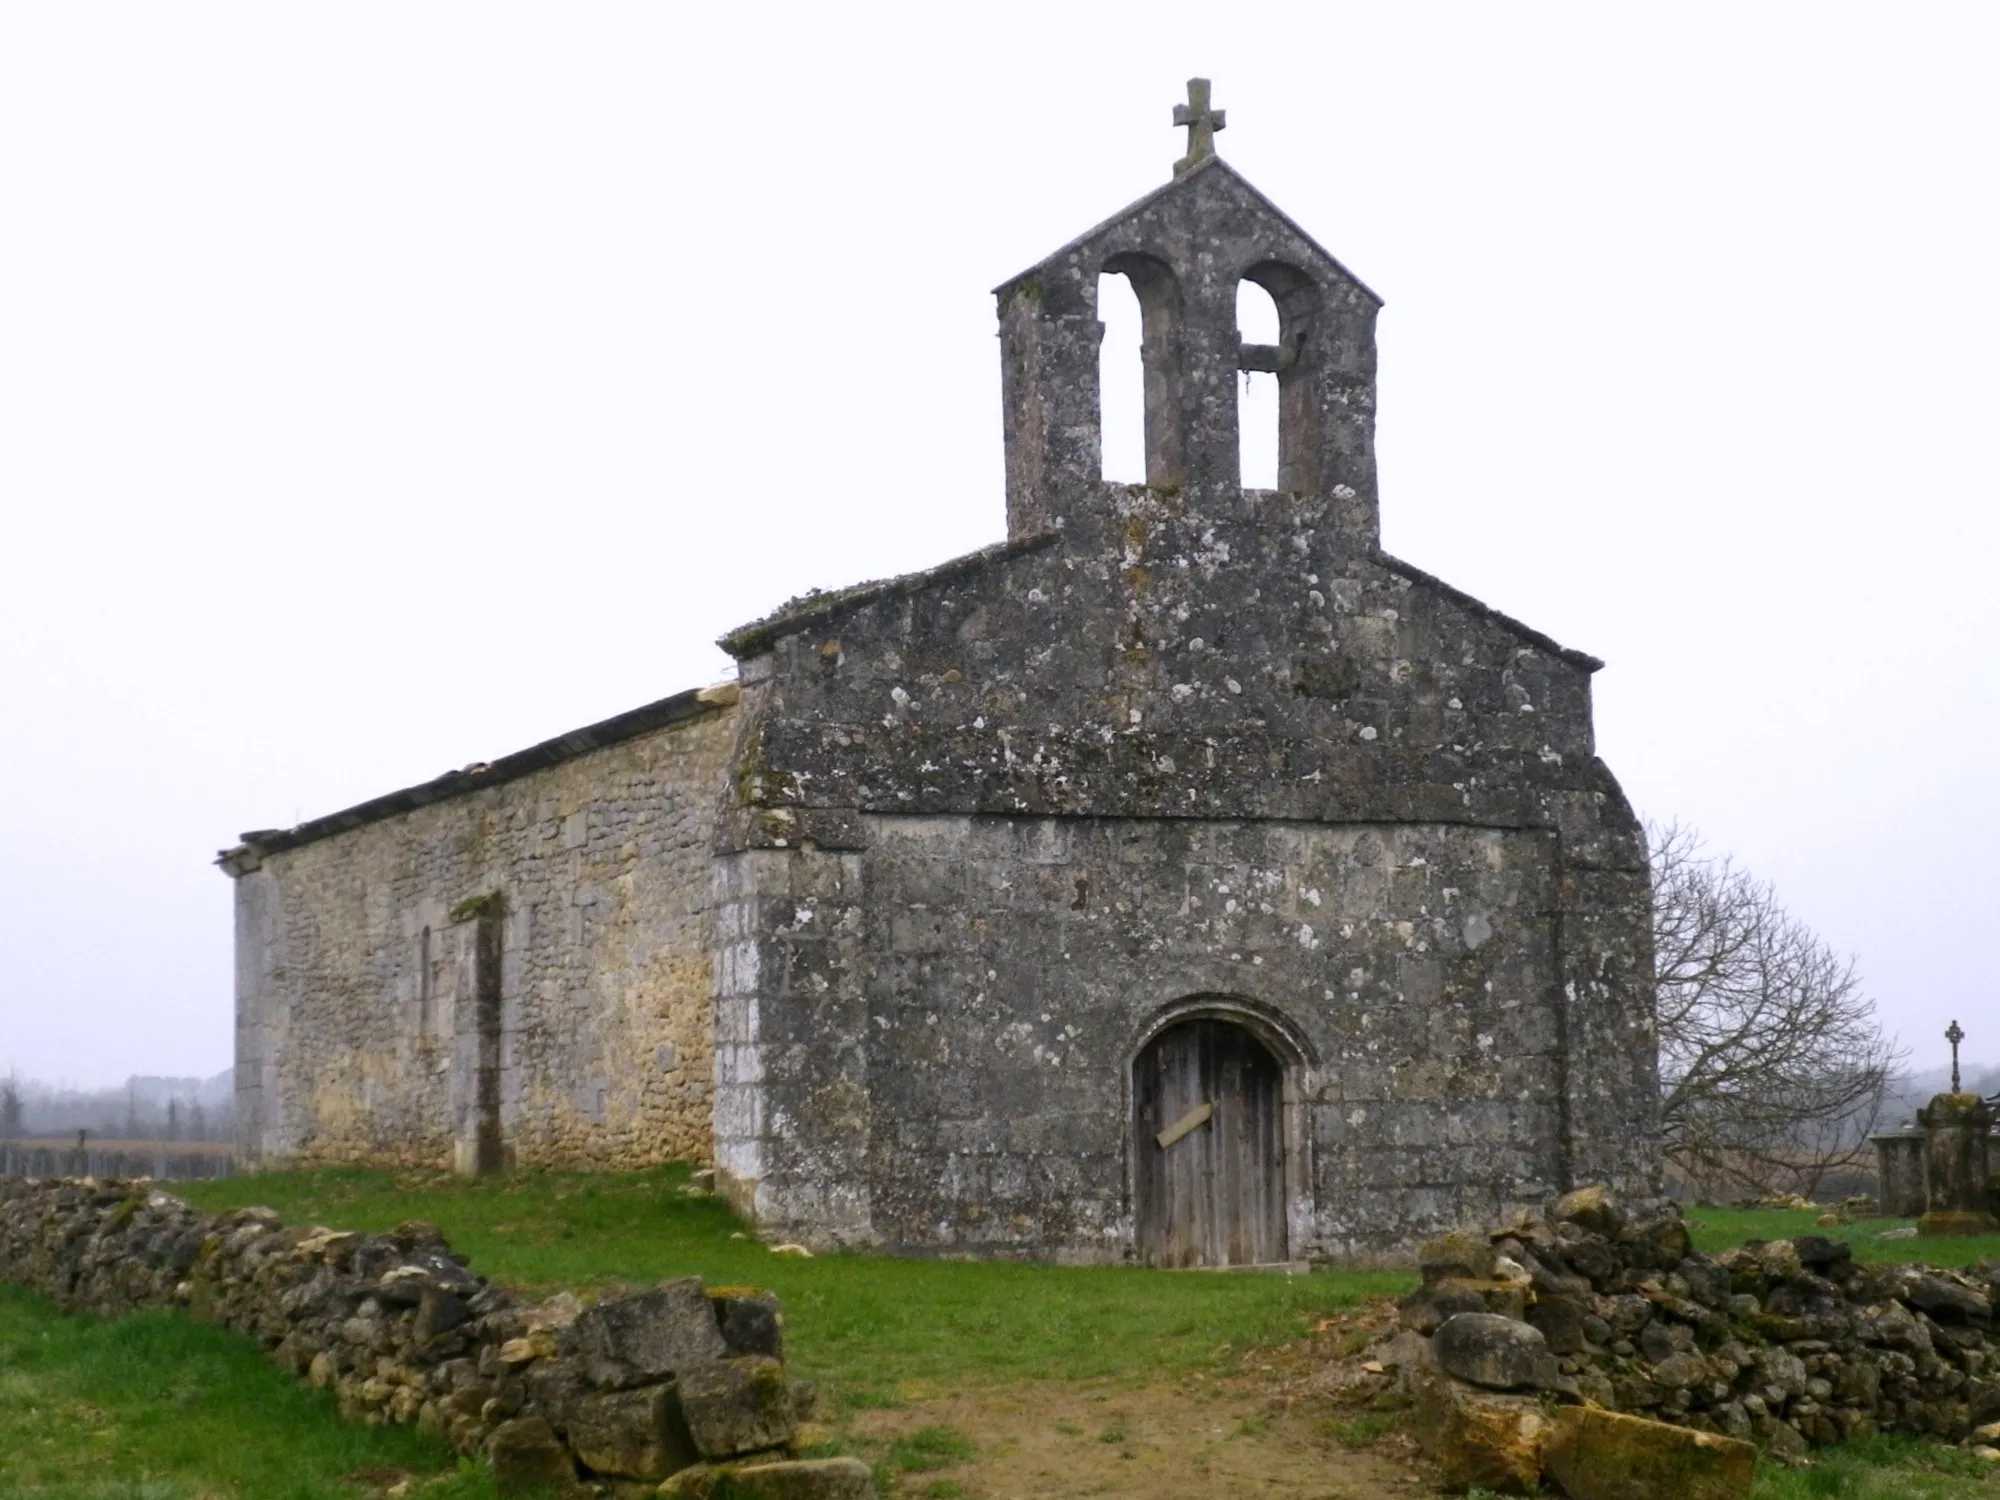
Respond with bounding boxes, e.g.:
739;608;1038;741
1;1069;234;1144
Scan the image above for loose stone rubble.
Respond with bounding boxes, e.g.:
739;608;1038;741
1355;1184;2000;1492
0;1177;873;1497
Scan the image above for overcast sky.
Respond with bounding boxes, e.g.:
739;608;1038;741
3;4;1994;1087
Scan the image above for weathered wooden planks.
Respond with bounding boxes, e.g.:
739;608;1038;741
1133;1019;1285;1267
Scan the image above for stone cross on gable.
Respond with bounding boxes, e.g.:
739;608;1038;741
1947;1018;1965;1093
1173;77;1226;177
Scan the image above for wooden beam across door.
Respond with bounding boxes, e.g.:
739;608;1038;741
1155;1100;1215;1150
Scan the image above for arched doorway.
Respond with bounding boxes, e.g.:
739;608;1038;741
1132;1017;1287;1267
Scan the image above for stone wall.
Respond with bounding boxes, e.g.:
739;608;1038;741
717;813;1577;1261
1361;1186;2000;1479
232;703;738;1173
0;1176;871;1497
713;476;1659;1257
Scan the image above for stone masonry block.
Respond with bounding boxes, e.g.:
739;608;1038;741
558;1280;727;1390
564;1382;699;1482
660;1456;876;1499
677;1356;798;1459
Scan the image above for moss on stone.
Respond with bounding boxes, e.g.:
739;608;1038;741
447;891;500;923
998;274;1043;310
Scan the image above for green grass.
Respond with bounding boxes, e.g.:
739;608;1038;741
1320;1412;1399;1449
1749;1434;2000;1498
883;1425;975;1473
173;1166;1413;1404
1685;1206;2000;1267
1470;1438;2000;1500
13;1168;2000;1497
0;1282;493;1500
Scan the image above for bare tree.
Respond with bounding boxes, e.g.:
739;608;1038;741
0;1074;21;1137
1651;822;1903;1201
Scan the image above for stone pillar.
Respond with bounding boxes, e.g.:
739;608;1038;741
1916;1093;1998;1236
1871;1130;1927;1218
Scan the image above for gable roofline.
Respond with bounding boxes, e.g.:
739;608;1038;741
992;156;1384;307
214;682;738;874
215;539;1598;877
1373;550;1605;672
719;530;1062;659
716;529;1598;671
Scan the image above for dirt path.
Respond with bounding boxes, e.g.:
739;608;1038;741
836;1296;1434;1499
845;1371;1427;1499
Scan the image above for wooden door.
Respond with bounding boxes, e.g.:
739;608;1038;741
1133;1019;1286;1267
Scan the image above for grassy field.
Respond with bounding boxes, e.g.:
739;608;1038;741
1747;1435;2000;1499
0;1283;493;1500
6;1168;1996;1498
1686;1205;2000;1267
173;1165;1412;1405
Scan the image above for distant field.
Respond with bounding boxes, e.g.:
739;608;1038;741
1686;1205;2000;1267
0;1138;228;1154
1;1138;233;1183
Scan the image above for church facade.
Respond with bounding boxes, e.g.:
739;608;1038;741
222;91;1660;1263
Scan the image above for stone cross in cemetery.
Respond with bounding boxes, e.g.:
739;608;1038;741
1914;1020;1997;1237
1172;77;1226;175
1874;1019;1996;1226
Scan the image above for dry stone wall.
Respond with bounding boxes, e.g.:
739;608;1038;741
0;1176;872;1498
1350;1185;2000;1482
233;706;738;1174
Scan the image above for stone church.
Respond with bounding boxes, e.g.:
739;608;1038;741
221;86;1660;1265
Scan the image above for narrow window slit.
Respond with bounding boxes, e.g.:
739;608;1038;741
418;925;434;1040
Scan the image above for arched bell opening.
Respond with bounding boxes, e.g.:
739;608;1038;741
1097;270;1146;484
1236;280;1282;490
1240;261;1322;494
1098;253;1185;489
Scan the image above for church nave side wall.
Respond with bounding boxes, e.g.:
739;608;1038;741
232;706;738;1172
